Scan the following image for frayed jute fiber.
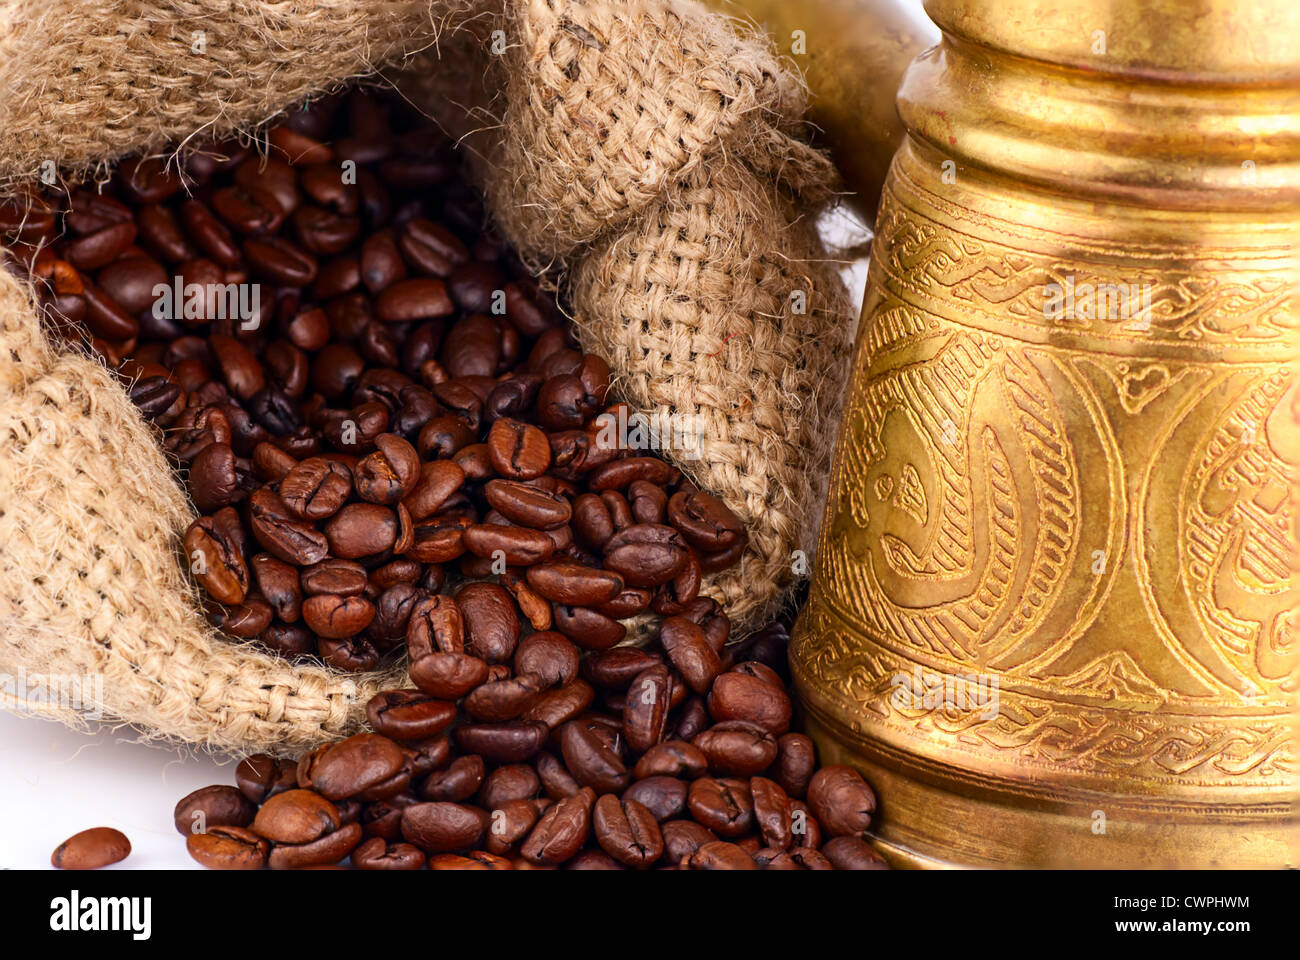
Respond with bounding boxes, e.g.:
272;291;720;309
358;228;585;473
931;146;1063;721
0;0;853;754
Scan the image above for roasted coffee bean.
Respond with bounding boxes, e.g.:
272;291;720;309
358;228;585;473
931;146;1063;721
552;604;626;649
351;838;426;870
173;784;256;835
269;821;363;870
400;802;486;853
581;647;663;689
693;721;778;777
632;741;708;781
687;777;754;838
660;820;715;866
185;511;249;604
249;488;329;565
354;433;420;504
500;567;552;631
464;673;544;722
319;635;381;672
487;417;551;480
454;721;548;764
708;670;792;735
624;664;671;753
622;776;688;823
235;754;297;804
513;631;580;688
588;457;678;492
51;827;132;870
659;616;722;694
484;479;571;529
419;755;485;802
409;651;488;700
593;794;663;868
667;490;744;552
376;277;454;323
603;524;690;588
323;503;397;559
403;460;465;519
186;825;269;870
558;721;629;793
455;582;520;663
773;733;817;799
522;679;594;729
521;786;594;865
366;690;457;740
687;841;757;870
304;734;407;802
251;789;339;844
462;522;554;566
807;766;876;839
302;592;375;638
300;558;368;596
749;776;794;850
817;836;885;870
525;563;623;606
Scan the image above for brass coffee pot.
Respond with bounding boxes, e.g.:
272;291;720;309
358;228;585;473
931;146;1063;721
722;0;1299;867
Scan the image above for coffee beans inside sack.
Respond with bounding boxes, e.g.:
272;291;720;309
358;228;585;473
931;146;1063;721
16;83;878;871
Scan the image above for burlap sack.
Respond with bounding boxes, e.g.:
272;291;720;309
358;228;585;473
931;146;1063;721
0;0;851;754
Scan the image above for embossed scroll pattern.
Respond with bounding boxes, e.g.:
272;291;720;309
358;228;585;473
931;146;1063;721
794;162;1297;788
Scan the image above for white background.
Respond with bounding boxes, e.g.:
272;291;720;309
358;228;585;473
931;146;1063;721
0;0;927;868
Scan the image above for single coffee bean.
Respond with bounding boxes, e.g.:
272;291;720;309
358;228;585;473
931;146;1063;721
687;778;754;838
593;794;663;868
235;754;297;804
51;827;132;870
522;679;595;729
806;766;877;839
323;503;397;559
521;786;595;866
513;631;580;688
659;616;722;694
453;721;548;764
661;819;716;866
603;524;690;588
624;664;671;753
418;755;485;802
409;651;489;700
687;841;757;870
299;557;368;596
248;487;330;566
622;776;688;823
487;417;551;479
186;825;269;870
693;721;779;777
251;789;340;843
552;604;626;650
366;690;457;740
708;670;792;735
268;821;363;870
558;721;629;793
773;733;817;799
632;741;709;781
400;802;486;853
173;784;256;835
351;838;427;870
749;776;794;850
302;592;375;638
455;582;520;663
822;836;889;870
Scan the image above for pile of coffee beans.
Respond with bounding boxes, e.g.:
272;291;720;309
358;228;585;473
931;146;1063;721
16;88;886;870
6;88;750;670
168;612;886;869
